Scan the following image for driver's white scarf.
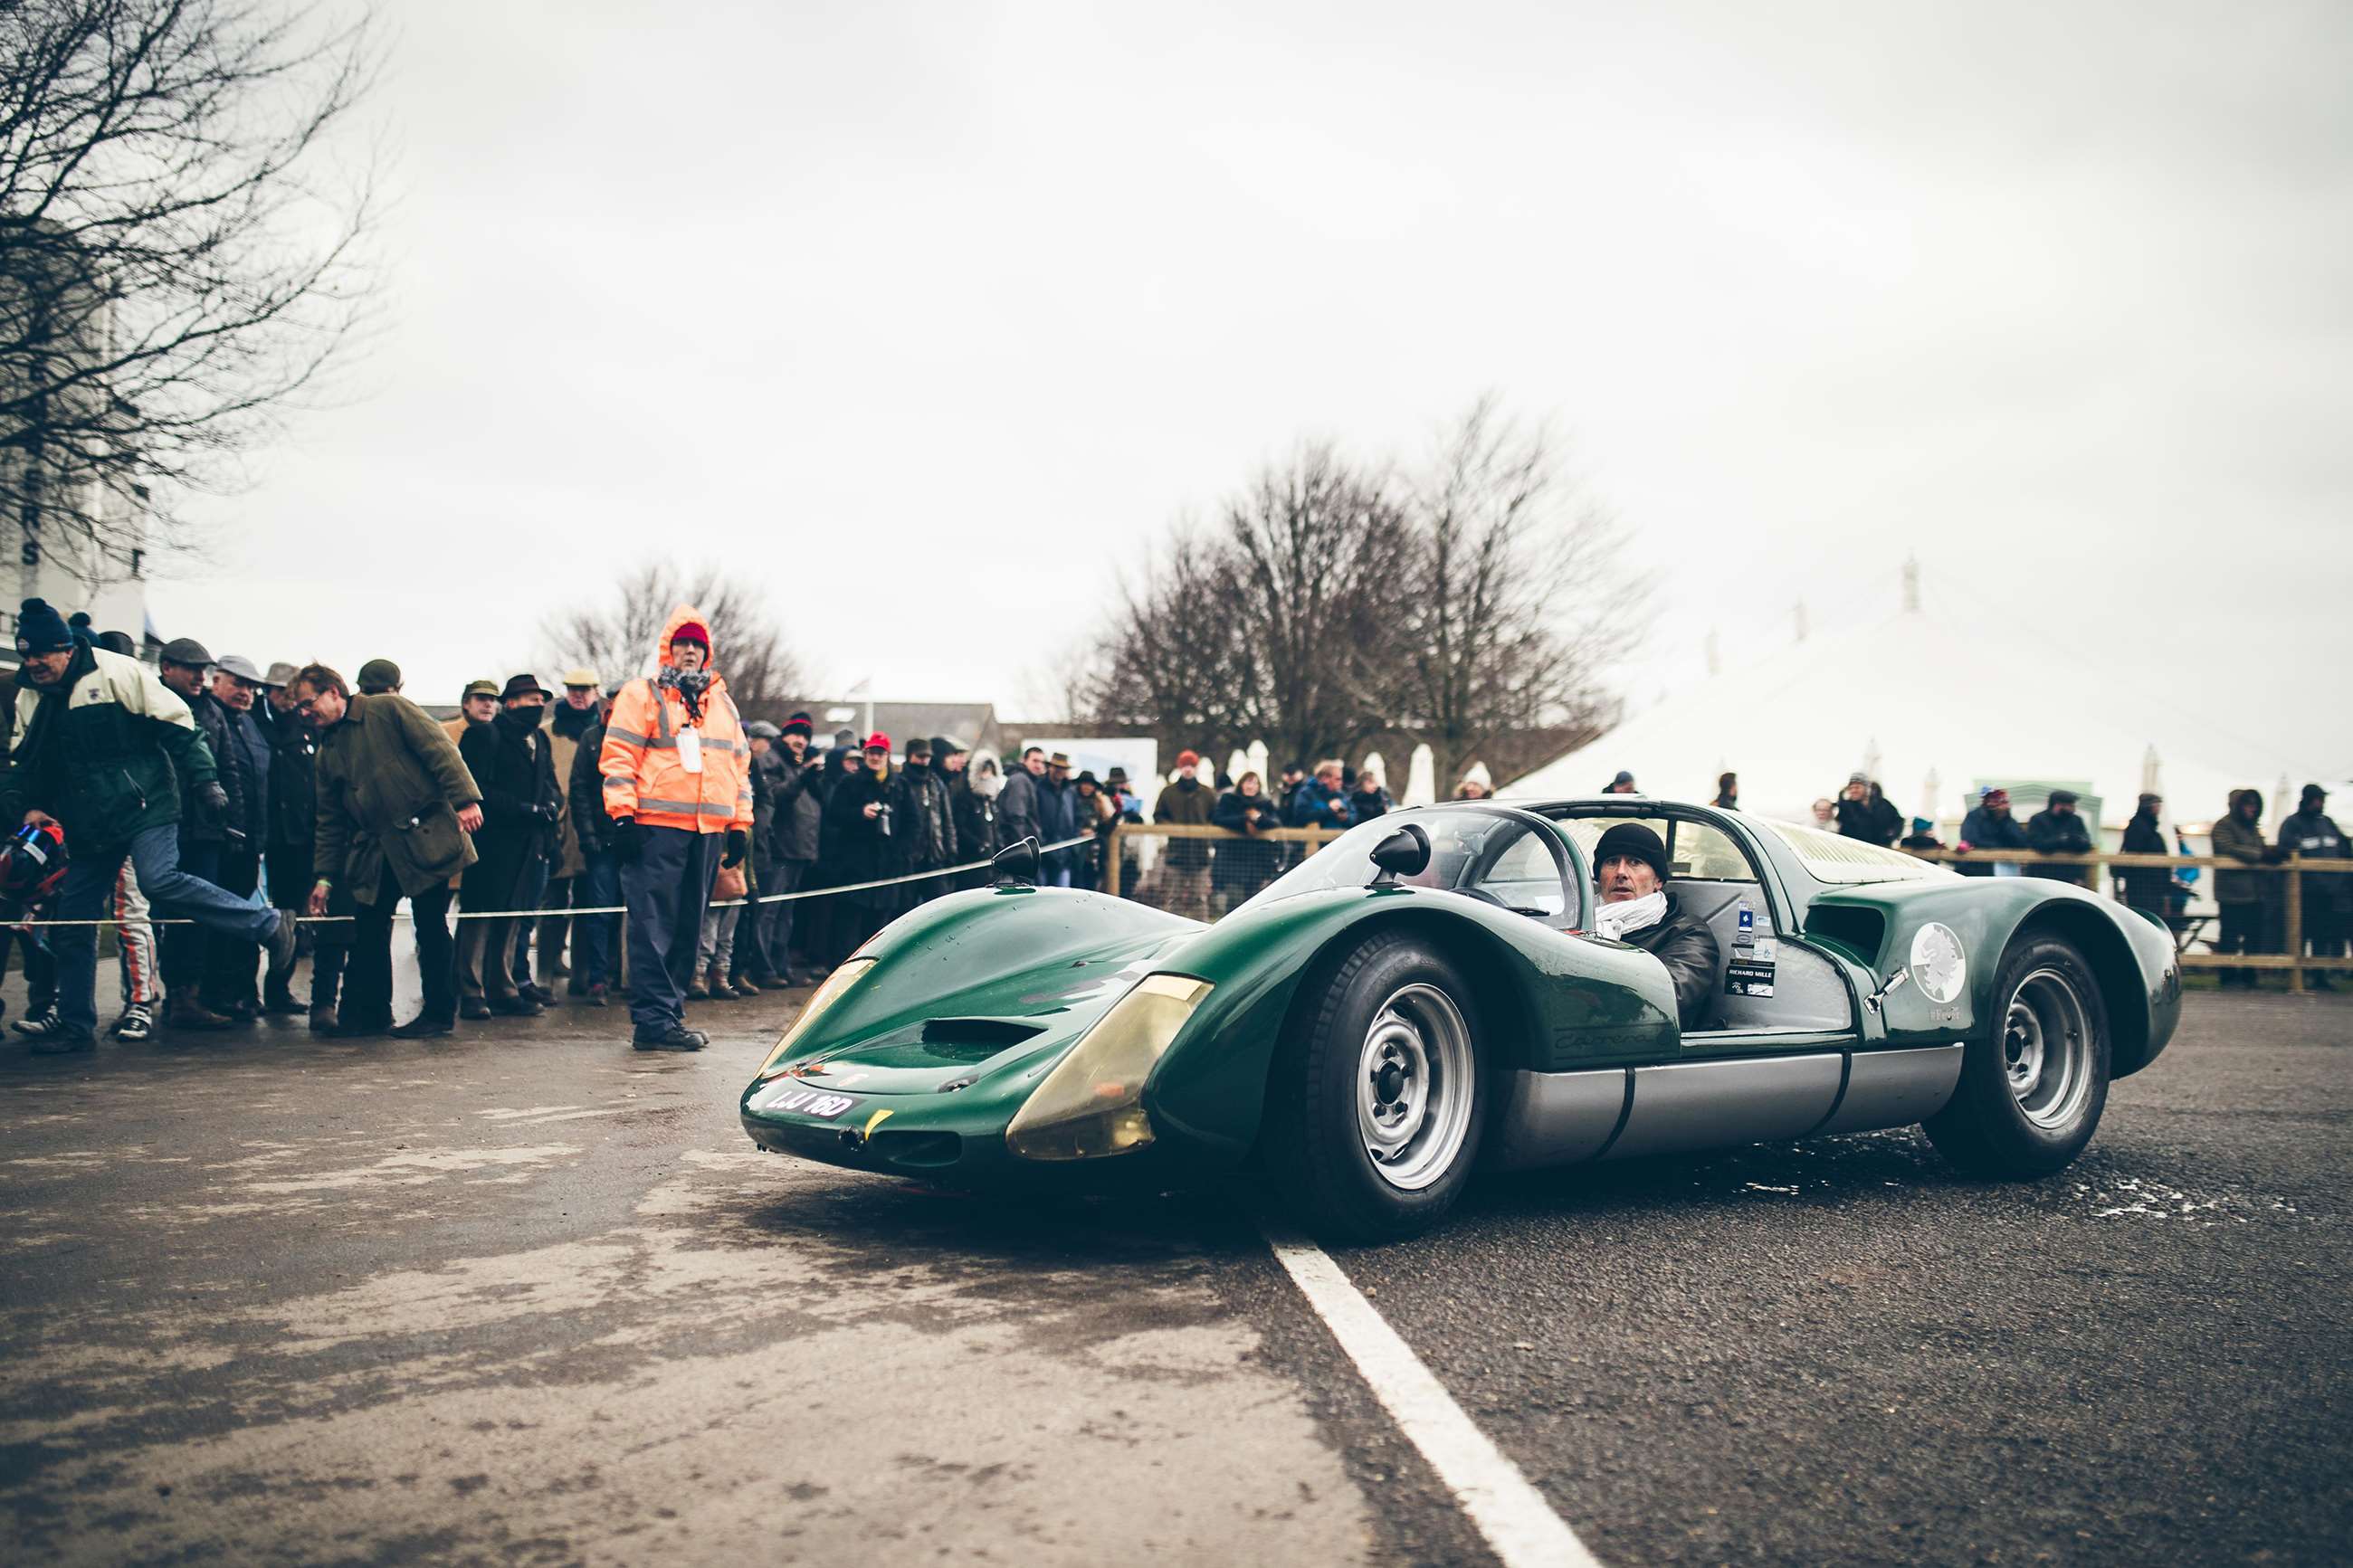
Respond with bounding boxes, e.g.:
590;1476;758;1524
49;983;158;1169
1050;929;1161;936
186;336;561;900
1594;889;1666;942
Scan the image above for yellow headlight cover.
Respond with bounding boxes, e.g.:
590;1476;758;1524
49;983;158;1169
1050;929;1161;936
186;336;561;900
1005;974;1212;1162
756;958;875;1079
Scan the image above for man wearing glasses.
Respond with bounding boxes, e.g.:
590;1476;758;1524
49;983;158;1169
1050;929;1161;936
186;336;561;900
293;663;484;1039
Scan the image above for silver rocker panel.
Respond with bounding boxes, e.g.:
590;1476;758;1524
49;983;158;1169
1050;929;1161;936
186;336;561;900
1605;1053;1844;1161
1815;1043;1965;1135
1487;1068;1628;1172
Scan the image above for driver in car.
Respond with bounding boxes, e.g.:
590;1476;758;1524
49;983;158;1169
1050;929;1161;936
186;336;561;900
1591;822;1719;1029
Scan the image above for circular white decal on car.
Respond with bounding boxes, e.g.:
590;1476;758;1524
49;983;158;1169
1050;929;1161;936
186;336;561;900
1910;922;1967;1004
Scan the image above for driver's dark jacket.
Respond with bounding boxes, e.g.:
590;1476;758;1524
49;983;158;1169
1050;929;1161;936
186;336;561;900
1618;891;1720;1031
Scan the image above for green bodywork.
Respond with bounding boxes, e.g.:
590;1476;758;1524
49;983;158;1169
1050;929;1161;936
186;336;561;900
739;801;2180;1185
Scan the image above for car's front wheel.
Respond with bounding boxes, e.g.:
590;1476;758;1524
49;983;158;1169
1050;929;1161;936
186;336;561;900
1924;932;2110;1177
1266;932;1487;1241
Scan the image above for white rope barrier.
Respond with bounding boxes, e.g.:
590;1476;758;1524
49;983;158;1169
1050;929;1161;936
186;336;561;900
5;836;1097;930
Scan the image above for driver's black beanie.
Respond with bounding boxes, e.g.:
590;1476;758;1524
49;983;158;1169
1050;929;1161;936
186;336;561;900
1594;822;1669;884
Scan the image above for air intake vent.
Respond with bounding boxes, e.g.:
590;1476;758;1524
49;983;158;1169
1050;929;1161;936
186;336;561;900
870;1130;964;1168
920;1018;1045;1048
1805;905;1886;965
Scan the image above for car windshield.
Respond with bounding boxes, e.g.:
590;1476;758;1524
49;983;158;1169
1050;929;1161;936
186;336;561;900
1764;820;1958;884
1237;807;1574;921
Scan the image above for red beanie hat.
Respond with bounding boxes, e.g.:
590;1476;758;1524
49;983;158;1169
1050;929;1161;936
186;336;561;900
863;732;891;751
1176;748;1200;769
670;622;710;649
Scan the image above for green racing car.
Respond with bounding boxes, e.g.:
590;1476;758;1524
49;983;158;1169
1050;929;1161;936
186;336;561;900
740;798;2181;1240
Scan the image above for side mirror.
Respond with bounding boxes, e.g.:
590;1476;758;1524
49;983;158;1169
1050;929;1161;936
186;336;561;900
992;836;1040;888
1368;822;1430;887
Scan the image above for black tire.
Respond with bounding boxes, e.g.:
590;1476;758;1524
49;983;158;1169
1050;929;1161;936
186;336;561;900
1923;932;2110;1177
1265;931;1488;1242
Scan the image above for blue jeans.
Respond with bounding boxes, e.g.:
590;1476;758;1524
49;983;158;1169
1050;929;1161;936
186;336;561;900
158;839;221;995
54;824;280;1040
0;918;57;1011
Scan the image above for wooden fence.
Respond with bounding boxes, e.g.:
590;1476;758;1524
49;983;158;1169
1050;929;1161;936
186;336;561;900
1911;849;2351;993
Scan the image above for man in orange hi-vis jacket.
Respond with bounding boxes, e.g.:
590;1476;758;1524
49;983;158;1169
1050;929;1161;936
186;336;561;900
600;605;754;1050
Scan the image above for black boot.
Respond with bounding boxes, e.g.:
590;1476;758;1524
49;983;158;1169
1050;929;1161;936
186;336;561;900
633;1023;707;1051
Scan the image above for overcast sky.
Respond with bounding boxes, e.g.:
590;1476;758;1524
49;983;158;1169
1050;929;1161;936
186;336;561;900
151;0;2352;781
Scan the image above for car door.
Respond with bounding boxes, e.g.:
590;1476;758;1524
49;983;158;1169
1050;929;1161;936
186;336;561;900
1511;805;1850;1161
1658;811;1861;1059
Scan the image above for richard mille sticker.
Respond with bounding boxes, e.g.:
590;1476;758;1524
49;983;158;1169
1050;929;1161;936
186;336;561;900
1726;957;1777;997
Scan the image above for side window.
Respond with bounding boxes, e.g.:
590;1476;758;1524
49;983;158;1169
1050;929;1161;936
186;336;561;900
1668;820;1758;882
1472;826;1570;921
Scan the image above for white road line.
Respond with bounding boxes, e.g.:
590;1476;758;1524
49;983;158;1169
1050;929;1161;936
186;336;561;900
1261;1221;1605;1568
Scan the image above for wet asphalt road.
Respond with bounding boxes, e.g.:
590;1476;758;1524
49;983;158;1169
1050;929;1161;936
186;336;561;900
2;974;2346;1566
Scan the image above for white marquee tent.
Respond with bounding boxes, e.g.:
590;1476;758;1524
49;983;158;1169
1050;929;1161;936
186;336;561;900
1502;590;2318;837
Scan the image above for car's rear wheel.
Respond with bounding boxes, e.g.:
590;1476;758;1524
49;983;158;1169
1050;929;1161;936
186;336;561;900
1266;931;1487;1241
1924;932;2110;1177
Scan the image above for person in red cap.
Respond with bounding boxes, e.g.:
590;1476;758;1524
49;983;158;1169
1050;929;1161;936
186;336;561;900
1153;749;1217;920
599;606;754;1050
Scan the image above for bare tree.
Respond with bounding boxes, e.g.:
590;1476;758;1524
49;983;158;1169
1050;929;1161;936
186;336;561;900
1065;404;1639;791
0;0;382;590
1087;524;1256;753
1394;394;1646;789
1083;444;1411;770
1223;443;1415;767
542;562;807;722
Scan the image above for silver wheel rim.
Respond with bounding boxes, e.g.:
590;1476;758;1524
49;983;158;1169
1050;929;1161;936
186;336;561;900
1357;983;1474;1191
2002;967;2093;1130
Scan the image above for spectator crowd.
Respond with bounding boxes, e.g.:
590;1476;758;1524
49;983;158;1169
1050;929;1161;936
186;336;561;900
0;600;1053;1054
5;591;2344;1055
1657;765;2347;990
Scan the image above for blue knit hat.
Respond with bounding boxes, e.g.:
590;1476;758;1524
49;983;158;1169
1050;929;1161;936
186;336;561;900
14;599;73;655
